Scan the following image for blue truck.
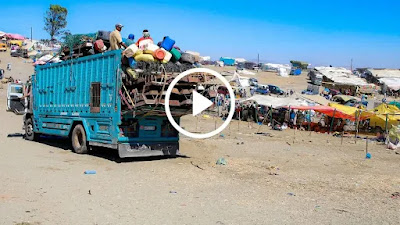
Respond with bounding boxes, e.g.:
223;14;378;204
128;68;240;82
23;50;182;158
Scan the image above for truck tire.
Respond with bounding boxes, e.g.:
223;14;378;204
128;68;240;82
25;118;37;141
71;124;89;154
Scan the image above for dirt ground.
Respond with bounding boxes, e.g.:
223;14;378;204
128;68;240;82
0;53;399;225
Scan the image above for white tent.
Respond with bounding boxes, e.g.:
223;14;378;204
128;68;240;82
230;72;250;87
244;95;309;108
200;56;211;61
235;58;246;63
0;31;5;37
378;78;400;91
314;66;368;86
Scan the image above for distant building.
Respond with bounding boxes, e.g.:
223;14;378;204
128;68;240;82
219;57;235;66
235;58;246;63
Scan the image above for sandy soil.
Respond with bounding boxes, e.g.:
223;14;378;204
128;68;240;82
0;53;399;225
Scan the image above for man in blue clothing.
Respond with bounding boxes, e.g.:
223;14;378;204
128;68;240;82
123;34;135;47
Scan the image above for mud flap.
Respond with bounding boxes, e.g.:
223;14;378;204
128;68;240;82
118;142;179;158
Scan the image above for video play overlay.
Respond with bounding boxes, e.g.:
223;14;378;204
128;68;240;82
165;68;235;139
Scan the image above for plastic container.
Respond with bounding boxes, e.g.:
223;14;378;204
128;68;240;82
94;40;105;52
180;53;195;64
160;48;172;62
134;50;143;57
128;57;136;68
153;49;166;60
134;53;155;62
160;36;175;51
126;67;137;79
145;43;159;52
138;39;154;50
123;44;139;58
143;50;154;55
170;48;181;62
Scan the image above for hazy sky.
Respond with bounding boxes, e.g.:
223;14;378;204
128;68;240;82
1;0;399;68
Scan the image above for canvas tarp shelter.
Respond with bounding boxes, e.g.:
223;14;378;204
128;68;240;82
289;104;373;121
378;77;400;91
369;104;400;129
230;72;250;87
389;101;400;109
5;33;25;40
299;94;330;106
331;95;361;103
315;66;369;86
244;95;308;108
328;103;373;120
366;69;400;79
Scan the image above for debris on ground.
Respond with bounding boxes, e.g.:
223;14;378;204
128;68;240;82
256;132;273;137
287;193;296;196
7;133;23;137
333;208;350;213
391;192;400;199
84;170;96;174
169;191;177;194
191;161;204;170
366;153;371;159
216;158;227;165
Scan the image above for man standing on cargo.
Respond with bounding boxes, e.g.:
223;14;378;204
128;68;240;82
136;29;153;46
110;24;128;50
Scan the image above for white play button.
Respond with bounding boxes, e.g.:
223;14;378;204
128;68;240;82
164;68;235;139
192;91;213;116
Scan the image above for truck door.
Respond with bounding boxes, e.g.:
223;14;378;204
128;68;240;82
7;83;24;113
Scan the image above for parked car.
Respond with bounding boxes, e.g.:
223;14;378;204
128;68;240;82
244;62;259;70
249;78;258;87
256;84;269;94
268;85;285;95
0;43;7;52
236;62;244;70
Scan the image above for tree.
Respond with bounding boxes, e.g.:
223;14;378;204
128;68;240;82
44;4;68;41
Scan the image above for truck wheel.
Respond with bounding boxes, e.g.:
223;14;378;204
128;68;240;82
71;124;89;154
25;118;37;141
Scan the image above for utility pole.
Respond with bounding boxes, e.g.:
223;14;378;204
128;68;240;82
257;53;260;64
30;27;32;41
350;58;353;71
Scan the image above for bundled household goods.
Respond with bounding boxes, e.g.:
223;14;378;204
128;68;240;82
56;31;215;116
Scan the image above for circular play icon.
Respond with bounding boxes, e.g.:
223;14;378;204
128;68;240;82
165;68;235;139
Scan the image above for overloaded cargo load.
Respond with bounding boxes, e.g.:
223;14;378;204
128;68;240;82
56;31;216;116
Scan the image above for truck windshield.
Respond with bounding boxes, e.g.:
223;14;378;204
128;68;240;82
11;86;23;94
